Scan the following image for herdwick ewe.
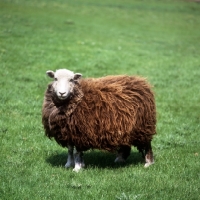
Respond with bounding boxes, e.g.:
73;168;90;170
42;69;156;172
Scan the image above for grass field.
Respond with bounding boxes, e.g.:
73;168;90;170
0;0;200;199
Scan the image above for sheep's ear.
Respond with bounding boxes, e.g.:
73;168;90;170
46;70;55;78
74;73;82;81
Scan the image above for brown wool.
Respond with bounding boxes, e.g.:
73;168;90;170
42;75;156;152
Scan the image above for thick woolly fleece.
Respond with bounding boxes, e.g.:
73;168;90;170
42;75;156;152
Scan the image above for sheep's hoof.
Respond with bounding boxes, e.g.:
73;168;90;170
65;161;75;168
72;163;85;172
114;156;125;163
73;167;81;172
144;162;154;168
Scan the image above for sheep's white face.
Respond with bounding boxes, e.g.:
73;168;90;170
46;69;82;100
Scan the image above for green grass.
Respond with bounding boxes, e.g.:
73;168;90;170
1;0;200;199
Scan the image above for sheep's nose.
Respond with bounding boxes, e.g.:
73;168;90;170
59;92;66;96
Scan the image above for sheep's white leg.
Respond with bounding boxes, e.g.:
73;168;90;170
65;145;75;168
144;142;154;168
115;153;125;163
73;149;85;172
115;146;131;163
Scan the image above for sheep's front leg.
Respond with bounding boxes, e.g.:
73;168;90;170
73;149;85;172
65;145;75;168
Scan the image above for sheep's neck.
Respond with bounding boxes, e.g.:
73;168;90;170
52;84;84;116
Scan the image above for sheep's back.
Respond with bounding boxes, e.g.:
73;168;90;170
70;75;156;151
42;75;156;151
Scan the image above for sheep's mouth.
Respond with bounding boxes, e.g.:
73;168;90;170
57;93;71;100
58;95;69;100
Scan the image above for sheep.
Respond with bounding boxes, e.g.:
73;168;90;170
42;69;156;172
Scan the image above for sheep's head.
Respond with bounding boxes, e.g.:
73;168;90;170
46;69;82;100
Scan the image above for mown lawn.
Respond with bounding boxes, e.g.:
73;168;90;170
0;0;200;199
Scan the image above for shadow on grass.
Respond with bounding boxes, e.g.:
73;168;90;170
46;149;144;169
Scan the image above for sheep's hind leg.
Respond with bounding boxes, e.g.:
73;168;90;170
73;149;85;172
65;145;75;168
144;142;154;168
115;146;131;163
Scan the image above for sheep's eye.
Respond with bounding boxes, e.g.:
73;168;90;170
54;78;58;81
69;79;74;82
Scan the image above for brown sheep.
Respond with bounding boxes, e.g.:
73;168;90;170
42;69;156;172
